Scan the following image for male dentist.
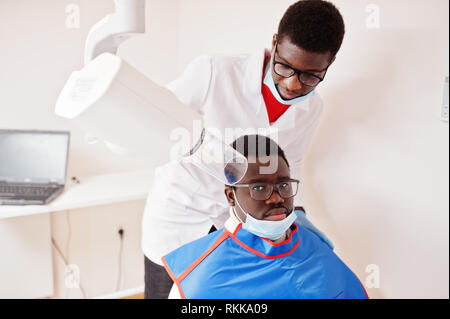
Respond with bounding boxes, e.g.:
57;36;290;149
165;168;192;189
142;0;346;299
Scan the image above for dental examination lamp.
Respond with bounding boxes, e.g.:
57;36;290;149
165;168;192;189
55;0;247;185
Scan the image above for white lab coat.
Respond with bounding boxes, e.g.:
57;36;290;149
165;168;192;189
142;50;324;265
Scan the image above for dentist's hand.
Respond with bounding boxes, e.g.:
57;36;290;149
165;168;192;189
294;207;334;250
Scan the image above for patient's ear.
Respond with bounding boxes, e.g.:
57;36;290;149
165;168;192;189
224;186;235;206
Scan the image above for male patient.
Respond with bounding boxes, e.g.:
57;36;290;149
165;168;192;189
162;135;368;299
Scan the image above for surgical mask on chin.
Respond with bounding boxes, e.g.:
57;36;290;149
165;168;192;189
263;66;315;105
232;189;297;240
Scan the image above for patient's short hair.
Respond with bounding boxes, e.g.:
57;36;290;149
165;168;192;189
231;134;289;168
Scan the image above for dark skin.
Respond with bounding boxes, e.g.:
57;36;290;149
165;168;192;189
224;155;295;244
259;34;335;213
264;34;336;100
223;36;335;238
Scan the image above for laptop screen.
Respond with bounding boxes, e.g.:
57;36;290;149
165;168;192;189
0;130;70;184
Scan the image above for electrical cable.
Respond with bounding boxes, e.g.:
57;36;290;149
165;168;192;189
51;210;87;299
51;237;87;298
64;210;72;299
116;228;124;291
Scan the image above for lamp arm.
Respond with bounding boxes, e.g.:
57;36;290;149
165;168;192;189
84;0;146;65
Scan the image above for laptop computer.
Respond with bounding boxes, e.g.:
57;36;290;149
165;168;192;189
0;129;70;205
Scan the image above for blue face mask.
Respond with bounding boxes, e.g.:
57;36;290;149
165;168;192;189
232;189;296;240
263;65;315;105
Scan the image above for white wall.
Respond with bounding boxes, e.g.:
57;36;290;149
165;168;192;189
0;0;179;298
304;0;449;299
0;214;53;298
0;0;448;299
171;0;449;298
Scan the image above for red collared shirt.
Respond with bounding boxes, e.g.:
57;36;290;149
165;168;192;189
261;51;291;124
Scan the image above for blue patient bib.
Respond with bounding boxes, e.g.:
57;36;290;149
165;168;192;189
162;223;368;299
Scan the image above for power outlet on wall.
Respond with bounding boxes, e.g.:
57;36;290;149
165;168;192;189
114;225;125;238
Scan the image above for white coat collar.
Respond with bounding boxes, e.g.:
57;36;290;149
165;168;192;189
241;50;266;116
224;206;241;234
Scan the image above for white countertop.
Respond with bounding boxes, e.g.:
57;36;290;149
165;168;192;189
0;170;154;219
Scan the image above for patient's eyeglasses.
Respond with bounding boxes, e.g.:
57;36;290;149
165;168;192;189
233;179;300;201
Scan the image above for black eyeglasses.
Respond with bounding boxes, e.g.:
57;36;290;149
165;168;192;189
233;179;300;201
273;42;329;87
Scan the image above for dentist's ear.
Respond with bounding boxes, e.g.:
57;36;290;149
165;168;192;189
271;33;278;51
328;55;336;66
224;186;235;206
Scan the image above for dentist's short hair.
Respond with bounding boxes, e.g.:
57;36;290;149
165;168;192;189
278;0;345;58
